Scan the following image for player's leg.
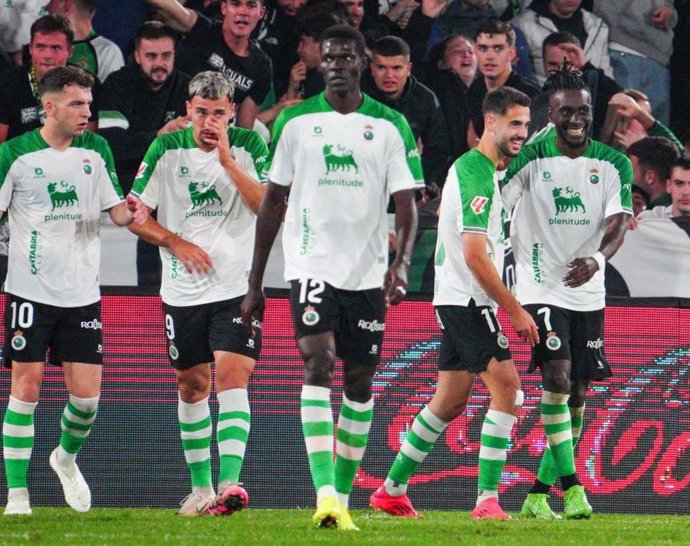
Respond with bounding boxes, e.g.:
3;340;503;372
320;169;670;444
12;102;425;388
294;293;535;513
55;361;101;513
3;362;43;516
290;279;342;528
472;357;521;520
298;331;340;528
332;287;385;530
206;298;261;516
3;296;51;516
164;303;215;515
371;369;472;517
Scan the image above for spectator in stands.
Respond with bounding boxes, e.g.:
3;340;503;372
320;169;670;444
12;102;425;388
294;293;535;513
602;89;683;154
46;0;124;83
253;0;307;102
362;35;450;193
0;14;97;144
423;34;477;160
528;31;621;138
638;157;690;219
631;185;650;217
0;0;47;65
98;21;189;192
466;20;539;146
146;0;272;131
98;21;190;286
512;0;612;87
627;136;680;210
592;1;676;125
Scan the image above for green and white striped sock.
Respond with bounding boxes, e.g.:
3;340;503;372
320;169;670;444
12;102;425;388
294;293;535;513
3;396;37;491
384;406;449;496
57;394;99;467
477;409;516;505
217;388;250;484
178;396;213;492
335;394;373;508
301;385;336;502
541;391;575;478
537;403;586;487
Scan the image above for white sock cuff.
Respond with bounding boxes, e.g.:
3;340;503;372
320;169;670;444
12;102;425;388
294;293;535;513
486;409;516;429
542;391;569;405
8;396;37;414
178;395;210;422
342;394;373;412
68;393;99;412
217;388;249;410
301;385;330;401
420;406;449;432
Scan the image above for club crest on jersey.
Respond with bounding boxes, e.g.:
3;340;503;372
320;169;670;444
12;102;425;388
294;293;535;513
180;166;190;177
47;181;78;210
168;343;179;360
546;332;561;351
11;330;26;351
542;171;552;180
33;167;45;178
497;332;509;349
589;168;600;184
323;145;358;174
83;158;92;175
363;124;374;141
470;196;489;214
302;305;320;326
313;126;323;135
552;186;585;215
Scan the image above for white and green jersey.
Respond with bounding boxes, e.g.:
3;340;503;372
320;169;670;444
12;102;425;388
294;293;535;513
0;129;124;307
502;136;633;311
131;126;268;306
434;149;506;307
268;92;424;290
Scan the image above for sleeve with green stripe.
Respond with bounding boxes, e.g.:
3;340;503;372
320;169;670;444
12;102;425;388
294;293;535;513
604;148;633;217
501;144;537;212
243;130;270;182
94;136;126;208
390;112;424;188
0;142;15;212
129;136;167;209
457;152;496;234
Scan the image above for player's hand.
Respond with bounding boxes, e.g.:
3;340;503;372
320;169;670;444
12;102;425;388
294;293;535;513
383;260;409;306
629;215;639;230
167;236;213;275
126;195;150;225
206;118;234;167
563;256;599;288
241;286;265;337
386;0;419;23
508;306;539;347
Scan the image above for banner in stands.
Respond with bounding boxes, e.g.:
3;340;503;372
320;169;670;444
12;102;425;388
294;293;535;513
1;296;688;513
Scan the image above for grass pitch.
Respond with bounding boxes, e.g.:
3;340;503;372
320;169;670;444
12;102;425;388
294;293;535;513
0;509;686;546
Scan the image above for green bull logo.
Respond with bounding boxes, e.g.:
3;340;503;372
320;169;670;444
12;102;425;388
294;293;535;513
188;182;222;209
323;144;358;174
47;182;78;210
552;186;585;215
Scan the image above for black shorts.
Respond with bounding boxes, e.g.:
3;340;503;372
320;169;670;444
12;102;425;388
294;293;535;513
163;296;262;370
3;294;103;367
436;304;512;373
289;279;385;366
524;304;611;381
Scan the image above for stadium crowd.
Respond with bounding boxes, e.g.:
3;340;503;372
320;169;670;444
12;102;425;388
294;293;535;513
1;0;689;528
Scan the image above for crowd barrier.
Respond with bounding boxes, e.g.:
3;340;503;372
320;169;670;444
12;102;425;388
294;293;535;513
1;294;689;513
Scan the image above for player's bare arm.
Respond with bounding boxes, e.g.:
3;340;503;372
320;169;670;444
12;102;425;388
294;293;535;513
463;232;539;346
208;118;266;213
240;181;288;331
128;213;213;275
384;189;417;306
564;211;631;288
145;0;198;32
